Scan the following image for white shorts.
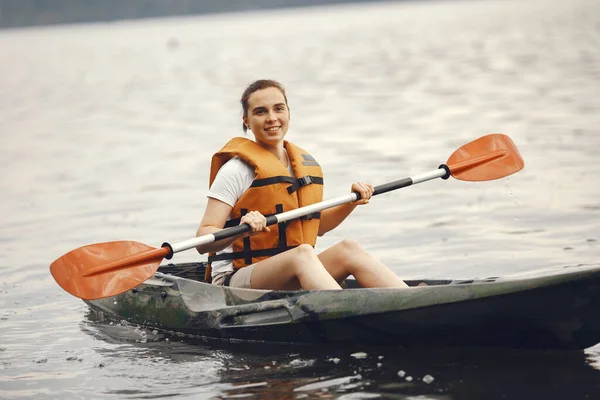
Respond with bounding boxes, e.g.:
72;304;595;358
212;265;255;289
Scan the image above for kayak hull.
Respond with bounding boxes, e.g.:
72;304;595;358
85;263;600;350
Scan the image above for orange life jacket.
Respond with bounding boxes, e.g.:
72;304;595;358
205;137;324;282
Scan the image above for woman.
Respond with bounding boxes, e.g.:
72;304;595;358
196;79;408;290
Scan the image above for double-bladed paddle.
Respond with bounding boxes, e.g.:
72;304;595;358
50;133;524;300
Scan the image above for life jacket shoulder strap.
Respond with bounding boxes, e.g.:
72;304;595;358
249;175;324;194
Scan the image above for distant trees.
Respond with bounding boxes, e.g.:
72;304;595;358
0;0;379;28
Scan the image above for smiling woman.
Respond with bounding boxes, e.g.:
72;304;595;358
195;79;410;290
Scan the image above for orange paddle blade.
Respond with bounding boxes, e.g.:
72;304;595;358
446;134;524;181
50;241;168;300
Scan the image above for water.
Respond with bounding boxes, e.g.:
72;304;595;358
1;0;600;398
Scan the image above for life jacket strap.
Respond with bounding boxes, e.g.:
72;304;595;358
250;175;295;188
286;176;324;194
276;204;287;249
249;175;323;194
300;212;321;220
240;208;252;265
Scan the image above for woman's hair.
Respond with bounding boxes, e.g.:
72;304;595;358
240;79;288;133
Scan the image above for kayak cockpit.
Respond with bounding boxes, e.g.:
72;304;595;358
156;262;454;289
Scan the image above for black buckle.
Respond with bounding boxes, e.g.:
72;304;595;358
288;176;313;194
298;176;312;186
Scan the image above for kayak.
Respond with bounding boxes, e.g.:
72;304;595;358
84;262;600;350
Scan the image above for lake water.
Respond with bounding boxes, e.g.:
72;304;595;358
1;0;599;398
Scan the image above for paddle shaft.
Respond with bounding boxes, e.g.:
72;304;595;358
165;166;449;255
51;134;523;300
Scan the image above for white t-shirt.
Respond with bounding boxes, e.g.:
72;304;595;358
207;153;293;277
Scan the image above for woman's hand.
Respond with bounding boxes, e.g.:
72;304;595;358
351;182;374;205
240;210;271;236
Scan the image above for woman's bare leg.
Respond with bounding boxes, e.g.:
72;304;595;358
318;239;409;288
250;244;342;291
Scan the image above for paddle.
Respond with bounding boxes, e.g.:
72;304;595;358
50;133;523;300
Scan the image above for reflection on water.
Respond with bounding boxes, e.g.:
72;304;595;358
82;311;600;399
1;0;600;398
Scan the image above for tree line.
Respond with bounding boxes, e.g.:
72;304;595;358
0;0;386;28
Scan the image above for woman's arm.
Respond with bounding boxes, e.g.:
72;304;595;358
197;157;258;254
318;203;357;236
195;197;236;254
318;182;374;236
196;198;271;254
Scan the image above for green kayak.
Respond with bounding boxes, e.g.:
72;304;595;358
84;262;600;350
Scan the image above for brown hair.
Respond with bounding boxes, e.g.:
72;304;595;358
240;79;289;133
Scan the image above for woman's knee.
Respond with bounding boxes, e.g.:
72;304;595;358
284;244;315;269
292;243;316;257
333;239;369;271
338;239;362;252
337;239;364;261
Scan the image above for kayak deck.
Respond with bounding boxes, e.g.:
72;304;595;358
85;262;600;350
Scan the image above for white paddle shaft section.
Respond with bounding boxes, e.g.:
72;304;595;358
168;167;448;254
168;193;356;253
274;193;357;224
412;168;447;184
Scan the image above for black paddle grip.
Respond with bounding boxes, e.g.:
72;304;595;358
265;215;279;226
373;177;413;196
213;224;250;241
352;177;413;200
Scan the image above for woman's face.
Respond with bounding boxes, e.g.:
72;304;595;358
243;87;290;148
